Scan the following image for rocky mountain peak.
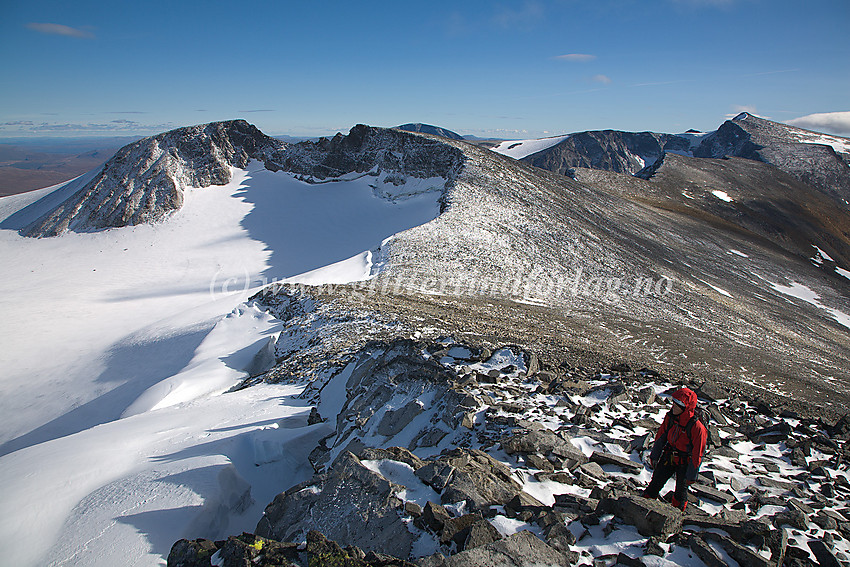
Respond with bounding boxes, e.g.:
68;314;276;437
694;114;850;206
396;123;465;141
19;120;286;237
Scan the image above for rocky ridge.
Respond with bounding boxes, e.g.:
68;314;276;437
170;292;850;566
396;123;465;141
13;123;848;410
17;121;465;237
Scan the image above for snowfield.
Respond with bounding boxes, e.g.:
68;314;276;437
0;162;444;566
490;134;571;159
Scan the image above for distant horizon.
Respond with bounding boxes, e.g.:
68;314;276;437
2;1;848;141
1;113;849;146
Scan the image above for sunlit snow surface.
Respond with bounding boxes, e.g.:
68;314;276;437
0;162;443;566
490;135;571;159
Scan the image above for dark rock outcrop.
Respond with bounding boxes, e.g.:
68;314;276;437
429;448;523;512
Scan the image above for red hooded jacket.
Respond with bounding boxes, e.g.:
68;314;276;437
649;387;707;481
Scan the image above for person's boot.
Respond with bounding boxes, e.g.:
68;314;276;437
671;495;687;511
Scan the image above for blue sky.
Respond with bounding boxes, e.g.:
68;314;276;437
1;0;848;139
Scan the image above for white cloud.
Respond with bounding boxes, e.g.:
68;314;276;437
591;74;612;85
786;111;850;136
26;22;94;39
555;53;596;62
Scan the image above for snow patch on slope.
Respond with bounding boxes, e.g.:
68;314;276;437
788;130;850;155
771;281;850;330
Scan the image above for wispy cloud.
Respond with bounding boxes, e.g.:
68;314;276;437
554;53;596;62
0;120;173;134
493;1;544;30
671;0;735;8
444;11;468;36
787;111;850;136
742;68;799;77
26;22;95;39
591;74;612;85
632;79;691;87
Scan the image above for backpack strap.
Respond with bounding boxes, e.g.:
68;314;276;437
684;414;699;453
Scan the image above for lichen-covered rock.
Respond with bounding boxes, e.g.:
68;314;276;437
256;451;414;559
462;519;502;551
501;427;587;464
167;538;218;567
442;530;572;567
166;534;299;567
599;495;683;537
306;531;417;567
436;449;522;512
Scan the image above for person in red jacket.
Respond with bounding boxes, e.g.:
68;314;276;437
642;387;707;510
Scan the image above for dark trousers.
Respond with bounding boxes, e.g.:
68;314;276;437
643;461;689;509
